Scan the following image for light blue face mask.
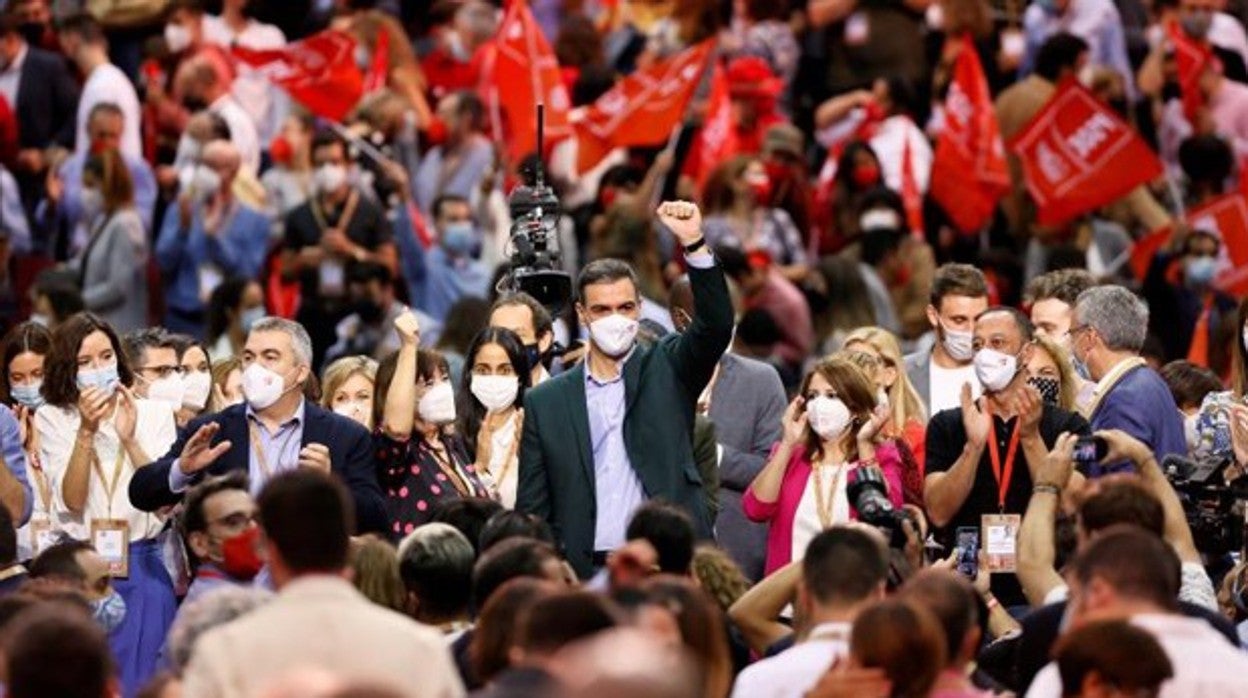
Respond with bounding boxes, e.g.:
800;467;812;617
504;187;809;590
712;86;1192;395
10;382;43;410
240;306;266;334
92;589;127;634
1185;256;1218;288
76;363;119;398
440;222;477;258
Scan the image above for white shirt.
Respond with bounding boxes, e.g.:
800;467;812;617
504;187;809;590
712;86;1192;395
36;399;178;542
870;116;933;195
75;62;142;159
202;14;288;143
210;94;261;176
0;45;27;111
481;412;520;509
791;463;851;564
1042;562;1219;611
18;439;58;562
730;622;851;698
929;360;981;415
1026;614;1248;698
1210;12;1248;68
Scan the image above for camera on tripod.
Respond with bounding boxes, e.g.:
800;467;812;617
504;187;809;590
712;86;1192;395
500;105;573;315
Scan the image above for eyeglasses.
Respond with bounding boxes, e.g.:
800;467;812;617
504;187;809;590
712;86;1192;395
138;365;185;380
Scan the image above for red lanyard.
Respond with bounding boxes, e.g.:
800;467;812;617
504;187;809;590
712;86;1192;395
985;402;1021;512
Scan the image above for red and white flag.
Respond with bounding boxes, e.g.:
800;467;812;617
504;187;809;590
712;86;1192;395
929;36;1008;234
691;61;738;191
362;28;389;94
1008;80;1163;225
478;0;571;163
232;30;363;122
1167;20;1215;123
574;40;714;172
1130;193;1248;295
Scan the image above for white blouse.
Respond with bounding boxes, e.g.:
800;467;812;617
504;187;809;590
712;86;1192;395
791;462;852;564
36;398;178;543
479;412;520;510
16;438;56;561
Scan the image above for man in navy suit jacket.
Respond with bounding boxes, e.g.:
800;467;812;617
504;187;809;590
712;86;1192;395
129;318;387;533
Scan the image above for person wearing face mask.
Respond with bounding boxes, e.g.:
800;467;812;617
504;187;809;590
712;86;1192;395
35;313;179;696
172;335;216;427
130;317;388;538
178;472;262;606
173;53;260;176
57;15;141;161
28;540;130;635
0;321;48;560
1024;336;1085;414
1157;359;1224;458
419;0;498;102
904;263;990;416
377;311;488;536
206;278;265;363
261;111;316;237
281;130;397;372
517;202;733;579
489;292;558;387
1019;0;1136;102
925;307;1090;609
1138;0;1248;103
743;358;903;575
456;328;530;509
122;328;187;422
326;262;440;365
156;139;271;338
1142;229;1238;370
319;355;377;432
701;156;810;284
412;90;495;215
201;0;288;146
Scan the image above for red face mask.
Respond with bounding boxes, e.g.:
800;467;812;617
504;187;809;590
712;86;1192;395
748;176;773;203
423;118;449;147
600;187;619;209
221;526;264;581
851;163;881;188
269;136;293;166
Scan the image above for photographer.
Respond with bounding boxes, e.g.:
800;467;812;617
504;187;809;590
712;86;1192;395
1017;429;1216;610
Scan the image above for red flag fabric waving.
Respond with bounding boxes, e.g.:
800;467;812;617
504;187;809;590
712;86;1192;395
1166;21;1214;123
233;30;362;122
900;138;924;237
929;37;1009;234
1129;194;1248;295
363;28;389;94
1008;80;1163;226
479;0;571;163
692;62;738;191
574;40;714;172
1129;225;1173;281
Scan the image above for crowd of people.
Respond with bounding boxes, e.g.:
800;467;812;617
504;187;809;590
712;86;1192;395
1;0;1248;697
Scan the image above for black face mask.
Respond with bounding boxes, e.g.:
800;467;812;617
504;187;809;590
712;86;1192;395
1028;375;1061;405
182;95;208;113
18;22;45;46
524;342;553;372
355;300;384;324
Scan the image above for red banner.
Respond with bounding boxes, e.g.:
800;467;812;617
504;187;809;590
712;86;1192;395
479;0;571;163
363;28;389;94
233;30;363;122
1130;193;1248;295
930;37;1008;234
1008;80;1163;226
1167;21;1213;123
692;62;738;191
574;40;713;172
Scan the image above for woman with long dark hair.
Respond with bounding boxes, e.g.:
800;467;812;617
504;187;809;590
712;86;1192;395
70;150;148;333
0;321;51;559
457;327;530;508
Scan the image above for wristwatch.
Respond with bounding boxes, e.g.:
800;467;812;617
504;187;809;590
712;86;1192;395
683;237;708;254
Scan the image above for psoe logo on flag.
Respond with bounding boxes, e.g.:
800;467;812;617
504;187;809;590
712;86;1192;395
1064;112;1118;160
1035;141;1069;185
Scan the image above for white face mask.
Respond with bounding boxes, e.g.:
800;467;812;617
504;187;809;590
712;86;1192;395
1183;411;1201;452
973;348;1019;393
164;23;192;53
418;382;456;424
333;399;371;426
315;164;348;194
241;362;291;411
1241;326;1248;356
876;387;890;410
182;371;212;411
471;374;519;413
145;374;185;407
807;396;853;441
588;314;639;358
179;164;221;202
81;187;104;222
940;321;976;362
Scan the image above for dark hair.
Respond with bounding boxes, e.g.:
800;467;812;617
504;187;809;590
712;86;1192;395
1035;32;1090;82
5;604;114;698
87;102;124;125
798;357;879;463
625;502;695;575
457;328;529;461
491;292;554;338
257;471;354;574
450;90;485;131
83;149;134;212
166;0;206;17
640;577;734;698
736;307;782;347
835;141;882;194
1179;134;1234;188
206;278;253;345
42;313;134;408
743;0;788;21
1054;620;1174;696
804;527;889;606
430;497;504;556
576;258;640;304
930;263;989;309
1160;360;1224;411
470;578;558;684
431;193;470;222
899;570;979;668
28;541;94;584
1235;296;1248;397
371;347;452;433
0;504;14;566
32;272;85;323
1025;268;1097;307
0;322;51;405
1078;481;1165;537
310;130;348;161
435;297;492;355
471;537;560;611
179;471;250;542
516;591;619;655
121;327;177;370
55;12;104;43
346;260;394;287
975;306;1036;343
571;63;616;107
1072;526;1180;610
850;599;946;698
712;245;752;281
398;525;475;621
479;511;555;553
554;14;604;69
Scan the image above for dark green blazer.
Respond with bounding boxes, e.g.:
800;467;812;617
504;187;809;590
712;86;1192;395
516;263;733;578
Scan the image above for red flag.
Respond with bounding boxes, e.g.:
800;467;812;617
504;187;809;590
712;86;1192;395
692;62;738;191
929;37;1009;234
479;0;571;164
1166;21;1214;124
1188;193;1248;295
363;28;389;94
1008;80;1163;226
574;40;714;172
900;138;924;237
1129;225;1173;281
233;30;362;122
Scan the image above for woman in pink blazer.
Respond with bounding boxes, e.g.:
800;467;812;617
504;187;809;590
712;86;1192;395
743;357;905;575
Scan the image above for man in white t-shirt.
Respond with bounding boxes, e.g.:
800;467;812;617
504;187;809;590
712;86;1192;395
730;527;888;698
202;0;288;144
904;263;989;416
174;53;260;176
57;14;141;160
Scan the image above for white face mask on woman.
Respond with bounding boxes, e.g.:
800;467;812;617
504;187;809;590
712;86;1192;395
470;375;519;413
807;396;853;441
418;382;456;424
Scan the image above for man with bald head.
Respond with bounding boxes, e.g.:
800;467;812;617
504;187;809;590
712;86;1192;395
156;138;271;336
668;276;785;582
174;52;260;175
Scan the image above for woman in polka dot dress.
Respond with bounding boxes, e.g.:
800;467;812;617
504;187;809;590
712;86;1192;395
375;311;487;538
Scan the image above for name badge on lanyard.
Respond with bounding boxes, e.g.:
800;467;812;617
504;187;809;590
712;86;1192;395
91;519;131;578
983;404;1021;573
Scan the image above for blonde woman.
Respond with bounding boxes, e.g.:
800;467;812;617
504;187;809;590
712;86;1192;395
320;356;379;431
843;327;928;471
1025;336;1082;413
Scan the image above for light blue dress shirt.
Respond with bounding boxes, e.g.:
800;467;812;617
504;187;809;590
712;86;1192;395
169;401;306;496
0;405;33;525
